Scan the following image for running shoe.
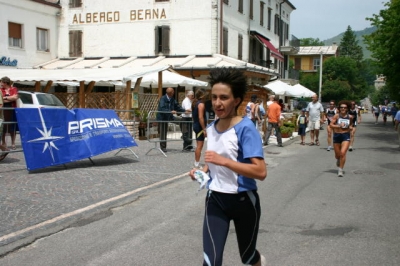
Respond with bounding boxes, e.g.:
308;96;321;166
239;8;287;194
338;169;344;177
327;146;332;151
260;255;267;266
349;146;353;151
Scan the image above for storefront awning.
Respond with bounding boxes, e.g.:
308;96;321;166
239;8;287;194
254;34;284;62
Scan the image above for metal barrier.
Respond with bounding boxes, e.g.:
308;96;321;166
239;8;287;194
113;109;139;159
145;111;195;157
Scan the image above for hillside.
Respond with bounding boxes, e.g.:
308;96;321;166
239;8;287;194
323;26;376;59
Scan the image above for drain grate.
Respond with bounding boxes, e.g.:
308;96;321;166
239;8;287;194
353;170;385;176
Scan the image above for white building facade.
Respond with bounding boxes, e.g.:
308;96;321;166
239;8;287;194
57;0;296;80
0;0;61;69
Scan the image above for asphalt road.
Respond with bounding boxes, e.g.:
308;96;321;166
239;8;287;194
1;113;399;265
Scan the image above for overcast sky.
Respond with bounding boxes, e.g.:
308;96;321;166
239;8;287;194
289;0;386;40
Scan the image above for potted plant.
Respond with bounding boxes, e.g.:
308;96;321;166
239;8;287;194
133;109;141;121
280;121;295;138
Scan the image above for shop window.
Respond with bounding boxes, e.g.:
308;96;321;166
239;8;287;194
154;26;170;55
37;28;49;52
69;30;83;57
8;22;22;48
69;0;82;8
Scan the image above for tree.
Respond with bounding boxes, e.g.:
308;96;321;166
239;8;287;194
364;0;400;102
300;38;325;46
339;26;364;63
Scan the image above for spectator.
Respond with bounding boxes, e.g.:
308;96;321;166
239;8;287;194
305;94;324;146
181;90;194;151
245;94;257;125
156;87;185;153
0;76;18;150
0;92;10;161
297;108;307;145
263;96;283;147
189;68;267;266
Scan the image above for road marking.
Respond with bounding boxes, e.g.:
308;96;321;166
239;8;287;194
0;172;189;243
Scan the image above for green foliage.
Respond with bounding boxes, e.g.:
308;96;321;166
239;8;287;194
364;0;400;102
299;74;319;93
324;26;376;59
300;38;325;46
339;26;364;63
283;121;295;128
280;125;294;134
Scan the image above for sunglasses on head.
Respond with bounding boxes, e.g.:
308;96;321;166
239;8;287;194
339;106;347;109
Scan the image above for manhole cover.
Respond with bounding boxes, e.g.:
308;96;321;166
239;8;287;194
353;170;385;176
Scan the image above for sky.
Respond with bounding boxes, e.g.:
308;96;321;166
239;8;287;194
289;0;387;40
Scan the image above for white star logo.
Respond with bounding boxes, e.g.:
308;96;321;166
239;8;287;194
27;108;64;162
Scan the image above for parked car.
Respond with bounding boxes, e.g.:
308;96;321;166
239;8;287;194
17;91;66;108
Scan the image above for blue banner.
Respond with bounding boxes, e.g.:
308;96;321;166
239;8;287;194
16;108;137;170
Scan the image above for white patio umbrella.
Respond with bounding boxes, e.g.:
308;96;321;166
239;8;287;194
128;70;208;87
263;80;291;95
292;84;315;97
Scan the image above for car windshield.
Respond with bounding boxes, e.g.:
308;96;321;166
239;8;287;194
36;94;65;106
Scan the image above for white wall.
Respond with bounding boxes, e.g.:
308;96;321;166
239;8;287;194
0;0;60;68
59;0;215;58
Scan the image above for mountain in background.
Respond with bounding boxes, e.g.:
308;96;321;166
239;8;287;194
323;26;376;59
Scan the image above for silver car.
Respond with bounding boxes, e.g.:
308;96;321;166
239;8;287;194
17;91;66;108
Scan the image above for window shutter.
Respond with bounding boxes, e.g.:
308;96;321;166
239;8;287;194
162;26;170;54
9;22;22;39
154;26;159;54
77;30;83;57
238;34;243;60
69;31;74;56
223;28;228;56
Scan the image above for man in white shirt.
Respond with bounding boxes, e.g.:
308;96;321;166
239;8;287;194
181;90;194;151
305;94;325;146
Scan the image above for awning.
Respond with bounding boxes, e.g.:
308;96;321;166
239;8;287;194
254;34;284;62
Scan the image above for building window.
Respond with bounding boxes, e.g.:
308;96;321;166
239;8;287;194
69;30;83;57
260;2;265;26
223;0;229;4
155;0;170;2
274;14;279;35
69;0;82;8
267;8;272;30
223;27;228;56
8;22;22;48
238;34;243;60
313;58;320;70
154;26;170;55
238;0;243;13
37;28;49;52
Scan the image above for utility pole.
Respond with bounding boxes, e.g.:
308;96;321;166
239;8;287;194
318;51;323;102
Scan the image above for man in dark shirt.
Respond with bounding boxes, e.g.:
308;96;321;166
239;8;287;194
157;87;185;152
